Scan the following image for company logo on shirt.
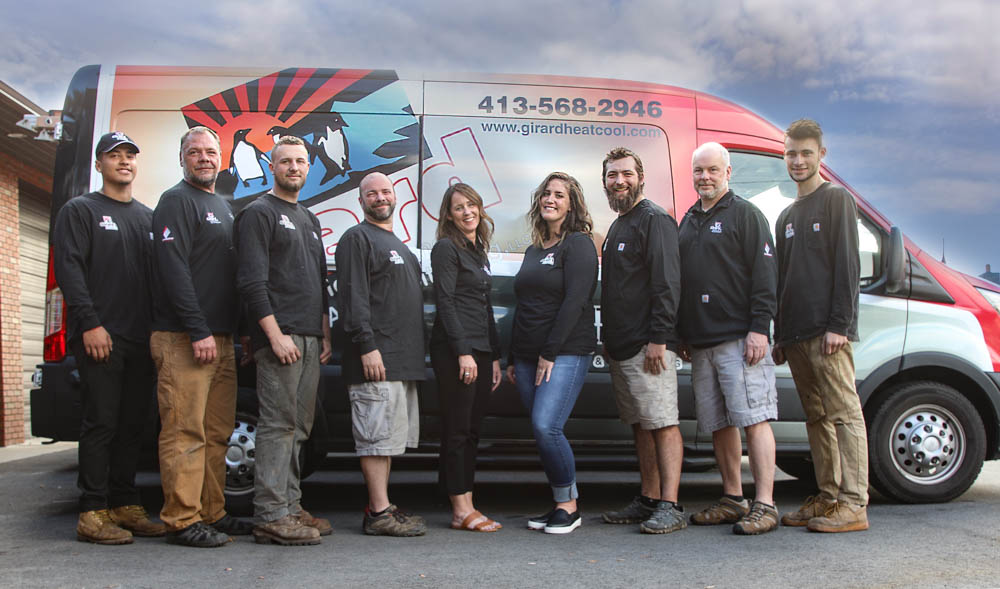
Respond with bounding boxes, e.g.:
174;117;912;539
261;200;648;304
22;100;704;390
710;221;723;234
812;222;821;232
785;223;795;239
389;250;405;265
148;232;154;241
312;231;319;240
763;243;773;257
617;242;625;251
279;214;296;230
161;226;174;242
98;216;119;231
540;253;555;265
701;294;710;303
205;211;222;225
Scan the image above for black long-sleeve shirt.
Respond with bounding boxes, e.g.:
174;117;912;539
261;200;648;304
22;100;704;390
150;181;238;340
235;193;329;351
601;198;681;360
335;221;425;384
430;237;499;358
677;191;777;345
774;182;860;345
510;231;598;362
53;192;153;343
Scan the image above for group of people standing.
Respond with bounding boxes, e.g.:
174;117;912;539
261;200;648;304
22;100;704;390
54;116;870;548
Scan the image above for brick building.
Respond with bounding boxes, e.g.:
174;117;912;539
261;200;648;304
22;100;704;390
0;82;56;446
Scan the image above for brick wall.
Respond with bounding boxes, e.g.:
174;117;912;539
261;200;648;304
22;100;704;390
0;154;52;446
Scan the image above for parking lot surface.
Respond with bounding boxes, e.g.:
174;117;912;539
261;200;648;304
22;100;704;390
1;446;998;589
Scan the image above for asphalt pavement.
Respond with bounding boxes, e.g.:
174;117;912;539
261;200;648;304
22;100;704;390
0;444;998;589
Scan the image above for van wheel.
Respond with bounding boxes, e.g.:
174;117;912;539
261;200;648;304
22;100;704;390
868;381;986;503
224;412;257;515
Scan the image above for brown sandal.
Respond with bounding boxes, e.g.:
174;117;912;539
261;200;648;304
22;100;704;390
451;510;502;532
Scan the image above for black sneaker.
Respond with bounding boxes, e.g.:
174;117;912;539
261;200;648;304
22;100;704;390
527;508;557;530
166;521;230;548
602;496;655;524
542;509;582;535
208;513;254;536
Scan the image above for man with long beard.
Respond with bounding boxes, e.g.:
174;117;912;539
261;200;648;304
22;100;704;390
598;147;686;534
335;172;427;536
235;136;333;545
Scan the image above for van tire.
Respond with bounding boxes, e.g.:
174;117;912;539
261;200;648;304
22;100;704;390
224;410;258;516
868;381;986;503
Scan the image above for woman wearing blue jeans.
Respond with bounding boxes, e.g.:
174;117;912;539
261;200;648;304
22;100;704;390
506;171;598;534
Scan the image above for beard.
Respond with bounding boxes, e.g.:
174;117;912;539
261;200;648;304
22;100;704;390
274;174;305;194
604;182;642;213
363;199;396;221
184;167;217;189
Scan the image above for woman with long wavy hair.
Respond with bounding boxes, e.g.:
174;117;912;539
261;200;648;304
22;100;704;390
506;172;598;534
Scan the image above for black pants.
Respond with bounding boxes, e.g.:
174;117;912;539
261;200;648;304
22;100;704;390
72;335;155;512
430;345;492;496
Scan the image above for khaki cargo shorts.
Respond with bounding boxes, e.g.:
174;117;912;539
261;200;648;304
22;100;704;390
348;380;419;456
609;345;679;430
690;338;778;433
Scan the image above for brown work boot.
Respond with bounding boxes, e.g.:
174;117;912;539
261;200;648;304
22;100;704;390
253;515;321;546
732;501;779;535
294;509;332;536
807;502;869;533
109;505;167;537
690;496;750;525
780;495;836;527
77;509;133;545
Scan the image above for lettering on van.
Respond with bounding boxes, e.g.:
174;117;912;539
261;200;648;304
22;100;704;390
478;96;663;118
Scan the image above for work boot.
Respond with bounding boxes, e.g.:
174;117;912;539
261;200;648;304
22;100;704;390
601;496;655;524
807;502;869;533
109;505;167;537
77;509;133;545
690;496;750;525
362;504;427;537
732;501;779;535
294;509;332;536
780;495;837;527
253;515;322;546
639;501;687;534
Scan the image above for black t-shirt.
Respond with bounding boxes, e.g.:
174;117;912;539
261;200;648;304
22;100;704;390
335;221;425;384
430;237;499;357
53;192;153;343
601;198;681;360
510;231;597;361
774;182;860;345
235;193;329;351
677;191;777;346
150;181;238;340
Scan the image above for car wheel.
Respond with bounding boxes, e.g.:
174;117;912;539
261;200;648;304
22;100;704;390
224;412;257;515
868;381;986;503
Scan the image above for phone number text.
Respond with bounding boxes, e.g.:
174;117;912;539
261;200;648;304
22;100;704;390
478;96;663;118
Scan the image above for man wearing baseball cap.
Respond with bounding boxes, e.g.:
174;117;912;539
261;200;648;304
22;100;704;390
54;131;166;544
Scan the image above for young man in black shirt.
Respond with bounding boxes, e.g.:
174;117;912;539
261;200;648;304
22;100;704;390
150;126;252;547
336;172;426;536
678;142;780;535
772;119;868;532
236;136;332;545
54;132;165;544
599;147;686;534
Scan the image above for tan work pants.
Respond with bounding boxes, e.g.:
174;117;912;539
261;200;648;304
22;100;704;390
784;335;869;506
151;331;237;531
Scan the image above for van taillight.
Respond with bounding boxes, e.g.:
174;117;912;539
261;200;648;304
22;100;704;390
43;250;66;362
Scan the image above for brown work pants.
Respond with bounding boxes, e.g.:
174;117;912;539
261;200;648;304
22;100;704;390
784;335;869;506
151;331;237;531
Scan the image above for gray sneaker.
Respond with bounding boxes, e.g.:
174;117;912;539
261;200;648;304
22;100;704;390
602;496;655;524
363;504;427;537
639;501;687;534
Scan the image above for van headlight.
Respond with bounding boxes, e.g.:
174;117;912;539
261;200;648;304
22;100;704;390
976;287;1000;315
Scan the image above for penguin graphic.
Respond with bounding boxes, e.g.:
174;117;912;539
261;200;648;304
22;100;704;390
266;112;350;184
229;128;270;188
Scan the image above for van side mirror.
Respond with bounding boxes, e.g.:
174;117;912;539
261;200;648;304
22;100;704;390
885;226;906;294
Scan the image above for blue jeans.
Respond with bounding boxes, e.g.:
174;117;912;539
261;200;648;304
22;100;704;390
514;355;590;502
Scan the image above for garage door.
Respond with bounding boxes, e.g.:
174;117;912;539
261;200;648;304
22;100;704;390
18;181;49;436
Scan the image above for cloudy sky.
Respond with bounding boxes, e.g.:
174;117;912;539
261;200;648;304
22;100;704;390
3;0;998;277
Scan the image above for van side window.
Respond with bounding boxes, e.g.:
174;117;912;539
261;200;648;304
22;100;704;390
728;151;883;287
